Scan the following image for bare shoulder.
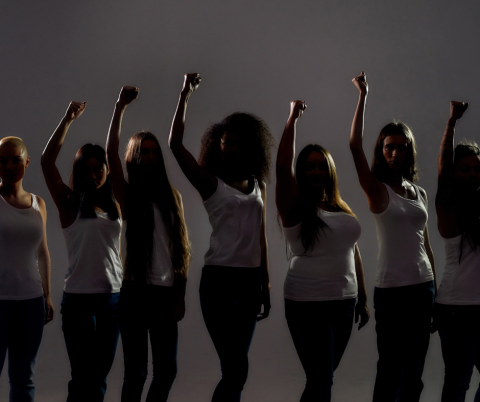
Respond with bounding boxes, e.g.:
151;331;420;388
36;195;47;211
416;185;428;203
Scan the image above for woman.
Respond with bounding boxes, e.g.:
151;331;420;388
169;73;273;402
276;100;369;401
434;101;480;401
0;136;54;402
349;72;436;402
106;86;190;402
41;101;123;402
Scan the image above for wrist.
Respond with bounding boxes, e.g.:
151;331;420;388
447;118;457;127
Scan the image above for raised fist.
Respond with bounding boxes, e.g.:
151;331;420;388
117;86;139;107
182;73;201;94
352;71;368;95
65;101;86;122
449;101;469;122
289;100;307;120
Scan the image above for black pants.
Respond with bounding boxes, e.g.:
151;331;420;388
118;280;178;402
285;298;355;402
435;303;480;402
373;281;435;402
199;265;261;402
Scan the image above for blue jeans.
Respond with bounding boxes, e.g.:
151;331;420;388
0;296;45;402
61;292;120;402
200;266;261;402
118;280;178;402
373;280;435;402
284;298;356;402
435;303;480;402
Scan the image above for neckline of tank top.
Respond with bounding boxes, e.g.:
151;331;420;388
218;176;258;196
0;193;34;211
384;182;420;203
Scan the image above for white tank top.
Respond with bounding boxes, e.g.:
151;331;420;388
0;194;44;300
63;204;123;293
373;183;433;288
203;177;263;267
149;203;174;287
283;210;361;301
436;234;480;305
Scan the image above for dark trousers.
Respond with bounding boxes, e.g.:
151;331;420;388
0;296;45;402
199;265;261;402
284;297;355;402
61;292;120;402
372;280;435;402
435;303;480;402
118;280;178;402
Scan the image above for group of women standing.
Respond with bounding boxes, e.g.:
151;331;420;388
0;71;478;402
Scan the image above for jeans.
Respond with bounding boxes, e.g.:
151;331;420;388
372;280;435;402
61;292;120;402
118;280;178;402
435;303;480;402
0;296;45;402
199;265;261;402
284;297;356;402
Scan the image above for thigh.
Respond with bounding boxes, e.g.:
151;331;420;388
118;287;148;376
147;289;178;376
438;305;480;383
8;297;45;379
0;301;9;377
94;293;120;378
285;299;334;377
331;299;355;371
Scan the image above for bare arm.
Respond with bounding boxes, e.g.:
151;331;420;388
169;74;217;201
257;181;271;322
36;196;54;324
41;101;86;226
276;101;306;227
173;189;188;322
106;86;139;219
349;72;388;213
354;244;369;330
435;101;468;237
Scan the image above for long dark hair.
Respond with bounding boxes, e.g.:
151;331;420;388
124;131;190;283
198;112;274;183
69;143;119;220
454;139;480;260
371;121;419;182
295;144;356;253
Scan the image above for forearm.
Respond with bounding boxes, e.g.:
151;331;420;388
106;104;126;157
260;241;270;291
354;245;367;301
174;274;187;300
276;117;297;176
38;250;52;298
169;91;190;151
436;123;456;208
41;117;72;166
350;94;367;150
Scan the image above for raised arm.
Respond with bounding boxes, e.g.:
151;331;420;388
435;101;468;237
169;74;217;201
106;86;139;218
36;196;54;324
276;101;306;227
41;101;86;225
349;72;388;213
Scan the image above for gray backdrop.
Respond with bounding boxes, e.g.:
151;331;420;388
1;1;480;401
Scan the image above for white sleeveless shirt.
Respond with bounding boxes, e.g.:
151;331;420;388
0;194;44;300
373;183;433;288
283;210;361;301
436;234;480;305
63;206;123;293
203;177;263;267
